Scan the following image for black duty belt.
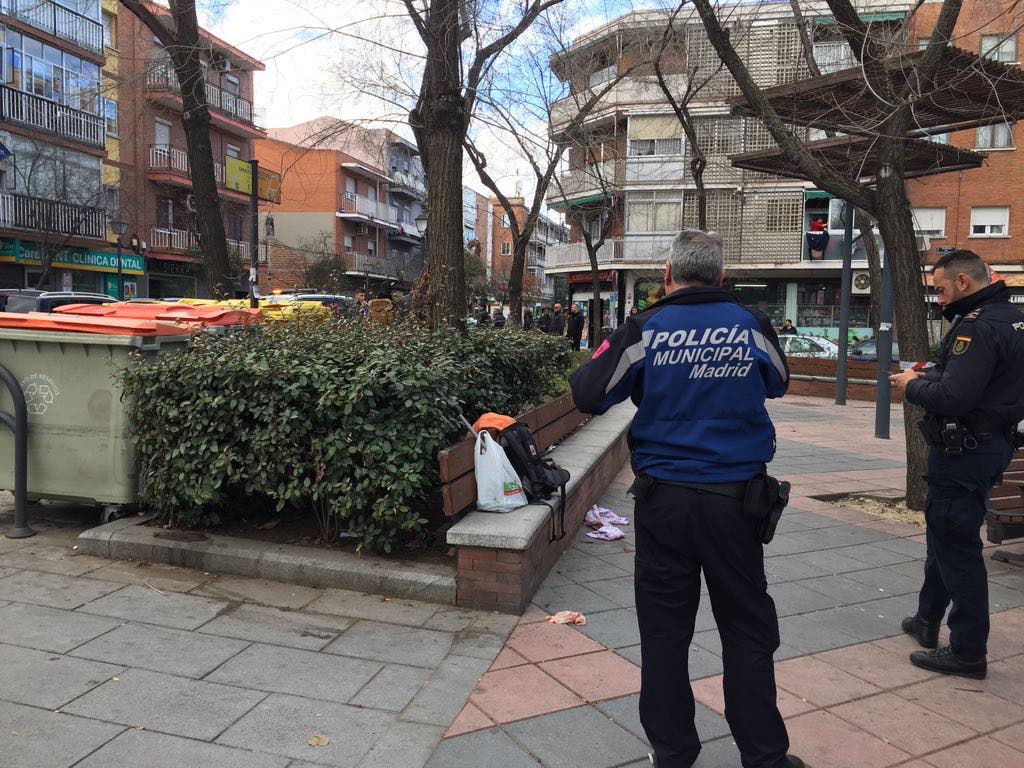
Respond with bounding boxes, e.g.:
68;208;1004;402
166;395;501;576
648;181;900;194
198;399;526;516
656;478;748;499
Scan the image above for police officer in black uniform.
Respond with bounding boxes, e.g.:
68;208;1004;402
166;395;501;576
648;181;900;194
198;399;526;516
570;229;803;768
891;249;1024;680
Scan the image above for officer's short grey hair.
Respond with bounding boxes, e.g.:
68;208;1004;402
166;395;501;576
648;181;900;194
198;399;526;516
667;229;724;287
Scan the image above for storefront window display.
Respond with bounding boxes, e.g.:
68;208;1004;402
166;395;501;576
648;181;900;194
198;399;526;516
730;281;786;327
633;278;665;311
796;282;869;329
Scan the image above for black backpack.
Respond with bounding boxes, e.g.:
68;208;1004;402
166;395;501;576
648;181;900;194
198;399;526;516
498;422;571;540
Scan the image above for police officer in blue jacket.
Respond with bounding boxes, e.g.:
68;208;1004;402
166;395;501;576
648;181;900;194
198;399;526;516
891;249;1024;680
570;229;801;768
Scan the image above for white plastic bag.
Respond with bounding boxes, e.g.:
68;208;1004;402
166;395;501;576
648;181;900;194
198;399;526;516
474;431;528;513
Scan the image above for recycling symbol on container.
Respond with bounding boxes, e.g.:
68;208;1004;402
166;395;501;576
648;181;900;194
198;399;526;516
21;373;60;416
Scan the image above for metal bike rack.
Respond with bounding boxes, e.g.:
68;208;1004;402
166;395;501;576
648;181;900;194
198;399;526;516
0;363;34;538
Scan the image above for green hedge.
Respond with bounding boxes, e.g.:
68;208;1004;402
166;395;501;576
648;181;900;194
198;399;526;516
119;319;572;552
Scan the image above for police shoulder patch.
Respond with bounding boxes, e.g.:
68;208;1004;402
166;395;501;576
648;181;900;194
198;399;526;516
963;309;982;321
952;335;972;355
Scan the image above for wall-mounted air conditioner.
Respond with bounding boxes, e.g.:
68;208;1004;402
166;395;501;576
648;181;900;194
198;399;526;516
852;272;872;295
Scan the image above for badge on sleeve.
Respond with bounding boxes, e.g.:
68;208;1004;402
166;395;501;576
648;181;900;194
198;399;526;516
952;335;972;355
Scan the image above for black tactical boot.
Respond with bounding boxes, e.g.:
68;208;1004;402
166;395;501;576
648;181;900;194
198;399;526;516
909;645;987;680
901;614;940;649
784;757;806;768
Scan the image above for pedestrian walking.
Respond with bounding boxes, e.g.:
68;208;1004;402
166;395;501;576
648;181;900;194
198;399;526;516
569;229;802;768
891;249;1024;680
566;304;585;350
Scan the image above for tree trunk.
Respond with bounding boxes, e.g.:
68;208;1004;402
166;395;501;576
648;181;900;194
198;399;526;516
859;209;883;329
873;143;930;510
409;0;466;330
163;0;230;298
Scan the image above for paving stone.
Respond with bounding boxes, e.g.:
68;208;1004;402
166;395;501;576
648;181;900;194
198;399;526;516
0;643;123;709
63;668;265;741
83;559;214;592
774;656;882;707
922;736;1024;768
796;574;887;606
552;551;629;582
777;614;861;655
75;729;290;768
444;702;494;738
0;543;109;576
350;663;431;712
769;581;842;617
540;649;641;701
470;664;582;724
813;641;936;689
505;619;605;662
597;551;636;574
691;736;743;767
577;607;641;649
199;603;353;651
899;675;1024;732
195;575;323;609
206;642;381;703
325;620;453;668
71;622;249;678
0;602;121;653
584;575;637;608
832;543;916;568
505;705;649;768
616;643;643;667
784;548;873;576
598;693;735;745
402;654;492;727
449;627;507;660
0;568;120;608
692;629;723;657
533;580;621;615
688;645;724;680
79;584;229;630
424;728;541;768
805;596;916;642
866;536;926;558
764;555;829;584
423;608;517;635
784;710;910;768
356;720;444;768
0;700;123;768
842;567;922;596
217;693;395;766
306;589;439;627
830;692;975;755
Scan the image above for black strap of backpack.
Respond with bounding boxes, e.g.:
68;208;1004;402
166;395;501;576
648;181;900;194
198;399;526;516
543;484;567;543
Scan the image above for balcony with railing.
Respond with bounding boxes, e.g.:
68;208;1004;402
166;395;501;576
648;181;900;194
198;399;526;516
149;228;266;262
0;0;104;55
339;194;397;227
346;251;397;278
388;168;427;199
550;73;688;134
0;192;106;239
626;155;689;185
0;85;105;148
543;234;676;271
547;159;624;208
148;145;229;188
145;64;266;132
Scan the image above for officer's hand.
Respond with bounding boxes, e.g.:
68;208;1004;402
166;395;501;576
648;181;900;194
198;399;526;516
889;369;925;390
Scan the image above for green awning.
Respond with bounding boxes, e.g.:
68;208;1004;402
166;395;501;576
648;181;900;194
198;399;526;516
548;193;611;210
814;12;906;26
804;190;833;200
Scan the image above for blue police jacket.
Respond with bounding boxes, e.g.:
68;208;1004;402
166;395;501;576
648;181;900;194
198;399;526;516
569;286;789;483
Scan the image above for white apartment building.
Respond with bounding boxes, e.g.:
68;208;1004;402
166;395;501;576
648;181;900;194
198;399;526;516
545;1;913;336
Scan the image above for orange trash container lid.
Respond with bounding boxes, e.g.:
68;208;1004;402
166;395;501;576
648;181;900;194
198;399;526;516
0;311;188;336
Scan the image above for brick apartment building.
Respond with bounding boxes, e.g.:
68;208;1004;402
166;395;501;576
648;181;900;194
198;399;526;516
486;197;564;305
906;0;1024;306
0;0;118;292
545;0;1024;334
255;118;425;295
114;4;266;298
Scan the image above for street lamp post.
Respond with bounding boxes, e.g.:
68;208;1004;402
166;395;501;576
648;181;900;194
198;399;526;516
110;218;129;300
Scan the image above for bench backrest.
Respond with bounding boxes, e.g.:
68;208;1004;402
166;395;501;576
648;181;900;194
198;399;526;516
990;448;1024;513
438;393;588;518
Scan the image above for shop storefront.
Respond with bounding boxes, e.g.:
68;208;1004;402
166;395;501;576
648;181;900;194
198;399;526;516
148;259;198;299
0;238;143;297
726;276;872;341
568;270;619;337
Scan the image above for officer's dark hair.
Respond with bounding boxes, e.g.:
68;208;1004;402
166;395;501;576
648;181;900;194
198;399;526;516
932;249;988;283
668;228;724;287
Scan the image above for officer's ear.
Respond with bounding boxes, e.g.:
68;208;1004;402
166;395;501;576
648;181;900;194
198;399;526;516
716;270;726;288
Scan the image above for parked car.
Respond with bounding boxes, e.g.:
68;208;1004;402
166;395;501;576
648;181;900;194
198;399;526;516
267;293;356;319
778;334;840;359
848;338;901;364
1;289;114;313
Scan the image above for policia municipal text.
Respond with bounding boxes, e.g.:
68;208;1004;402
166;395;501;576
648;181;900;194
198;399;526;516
570;230;802;768
891;249;1024;680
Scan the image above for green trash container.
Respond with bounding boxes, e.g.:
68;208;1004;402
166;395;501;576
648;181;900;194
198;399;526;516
0;314;191;506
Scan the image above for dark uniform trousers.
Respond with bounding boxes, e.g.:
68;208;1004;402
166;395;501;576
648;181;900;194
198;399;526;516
635;483;789;768
918;440;1014;659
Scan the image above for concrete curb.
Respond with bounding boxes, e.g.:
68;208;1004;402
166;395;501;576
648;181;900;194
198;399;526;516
77;521;456;604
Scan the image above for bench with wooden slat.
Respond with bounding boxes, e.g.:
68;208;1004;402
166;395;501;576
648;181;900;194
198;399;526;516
437;393;588;518
987;449;1024;544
